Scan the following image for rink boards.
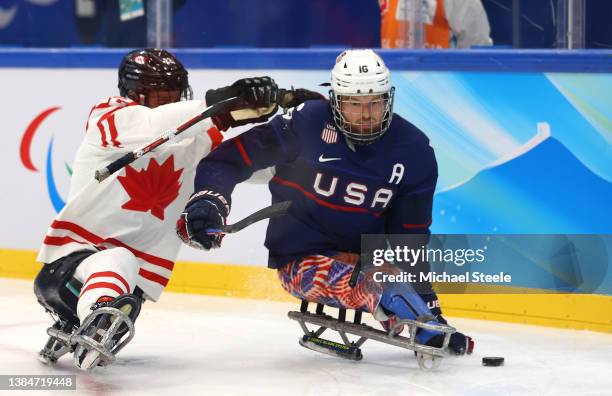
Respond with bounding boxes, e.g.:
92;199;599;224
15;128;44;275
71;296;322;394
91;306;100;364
0;49;610;333
1;248;611;333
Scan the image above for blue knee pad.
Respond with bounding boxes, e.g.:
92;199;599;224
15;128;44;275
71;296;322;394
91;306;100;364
379;282;441;344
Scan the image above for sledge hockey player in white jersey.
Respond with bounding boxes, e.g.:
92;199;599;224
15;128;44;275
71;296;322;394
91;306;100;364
34;48;280;370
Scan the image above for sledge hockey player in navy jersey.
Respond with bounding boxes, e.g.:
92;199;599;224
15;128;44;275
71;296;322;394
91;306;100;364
34;48;281;370
178;49;473;356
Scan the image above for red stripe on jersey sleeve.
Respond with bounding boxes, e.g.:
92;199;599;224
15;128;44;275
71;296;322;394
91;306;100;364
207;126;223;150
91;98;137;146
96;118;110;147
107;113;121;147
85;100;112;131
97;107;123;147
233;137;253;166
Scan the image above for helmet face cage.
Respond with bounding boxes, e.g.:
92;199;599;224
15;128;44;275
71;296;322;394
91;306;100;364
330;87;395;145
329;49;395;145
118;48;192;104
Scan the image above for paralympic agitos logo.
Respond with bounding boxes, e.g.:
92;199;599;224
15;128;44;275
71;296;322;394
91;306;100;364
19;106;68;213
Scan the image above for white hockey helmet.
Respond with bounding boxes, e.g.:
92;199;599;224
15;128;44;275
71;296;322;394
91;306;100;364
330;49;395;144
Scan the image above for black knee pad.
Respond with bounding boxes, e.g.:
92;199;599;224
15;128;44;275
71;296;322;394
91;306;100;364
34;250;94;326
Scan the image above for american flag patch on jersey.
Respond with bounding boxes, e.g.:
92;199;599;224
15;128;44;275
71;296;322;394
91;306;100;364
321;124;338;144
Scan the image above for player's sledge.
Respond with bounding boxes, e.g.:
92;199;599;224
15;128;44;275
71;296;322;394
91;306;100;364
288;301;455;370
38;306;135;370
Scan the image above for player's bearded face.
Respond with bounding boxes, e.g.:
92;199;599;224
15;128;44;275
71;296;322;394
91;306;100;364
340;95;385;135
145;89;182;108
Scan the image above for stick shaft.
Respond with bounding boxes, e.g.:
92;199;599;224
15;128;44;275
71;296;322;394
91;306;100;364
206;201;291;235
94;102;222;182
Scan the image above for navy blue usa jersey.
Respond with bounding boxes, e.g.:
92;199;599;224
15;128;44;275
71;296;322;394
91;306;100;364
194;100;437;268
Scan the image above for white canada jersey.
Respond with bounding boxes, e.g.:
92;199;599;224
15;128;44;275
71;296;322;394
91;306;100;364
37;97;223;301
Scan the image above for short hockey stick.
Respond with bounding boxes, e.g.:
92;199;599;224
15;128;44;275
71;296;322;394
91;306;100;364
94;96;238;182
207;200;291;234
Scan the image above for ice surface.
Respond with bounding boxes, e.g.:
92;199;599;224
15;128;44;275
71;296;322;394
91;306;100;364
1;278;611;396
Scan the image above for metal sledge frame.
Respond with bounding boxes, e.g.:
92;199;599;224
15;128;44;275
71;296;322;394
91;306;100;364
288;301;456;370
38;319;75;365
39;307;135;369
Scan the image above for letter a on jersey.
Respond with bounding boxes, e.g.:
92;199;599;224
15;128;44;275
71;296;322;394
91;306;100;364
389;163;405;185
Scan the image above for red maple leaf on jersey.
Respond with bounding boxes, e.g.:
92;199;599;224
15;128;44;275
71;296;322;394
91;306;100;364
117;156;184;220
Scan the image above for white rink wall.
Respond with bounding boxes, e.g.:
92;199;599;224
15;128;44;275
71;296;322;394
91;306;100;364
0;68;328;267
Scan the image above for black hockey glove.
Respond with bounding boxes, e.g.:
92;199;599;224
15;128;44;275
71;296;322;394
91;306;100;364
176;190;230;250
425;315;475;355
449;331;475;355
419;293;474;355
205;76;279;131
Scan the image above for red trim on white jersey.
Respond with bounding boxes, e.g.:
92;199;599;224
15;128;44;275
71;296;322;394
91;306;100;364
113;97;136;106
87;97;137;146
107;113;121;147
207;126;223;150
97;107;123;147
85;98;112;132
44;220;173;286
138;268;169;287
43;235;88;246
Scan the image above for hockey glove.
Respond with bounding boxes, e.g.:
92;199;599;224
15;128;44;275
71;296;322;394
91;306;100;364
206;77;279;131
419;293;474;355
176;190;230;250
425;315;475;355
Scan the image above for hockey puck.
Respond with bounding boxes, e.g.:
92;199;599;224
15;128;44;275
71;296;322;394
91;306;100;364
482;357;504;367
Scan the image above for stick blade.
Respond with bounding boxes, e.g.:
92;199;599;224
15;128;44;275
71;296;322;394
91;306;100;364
224;201;291;234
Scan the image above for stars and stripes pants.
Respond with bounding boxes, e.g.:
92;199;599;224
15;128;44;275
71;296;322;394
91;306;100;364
277;253;383;314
